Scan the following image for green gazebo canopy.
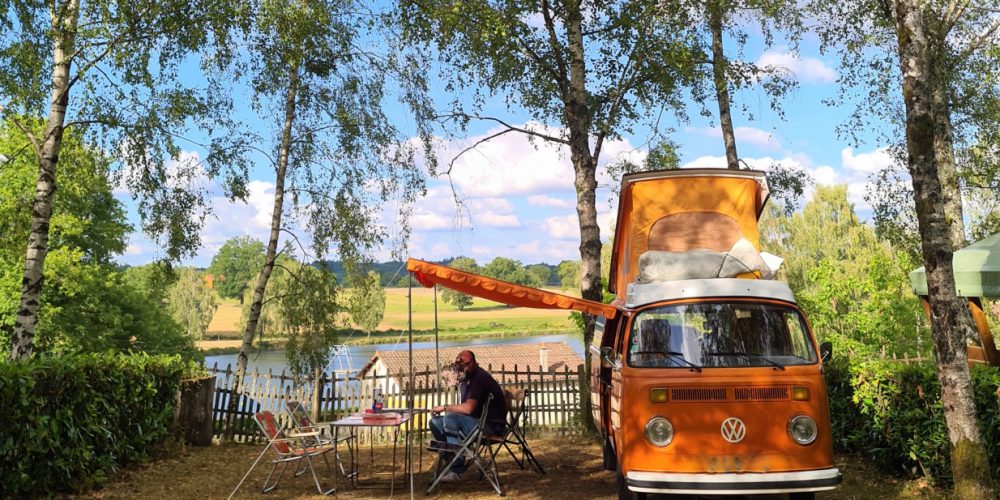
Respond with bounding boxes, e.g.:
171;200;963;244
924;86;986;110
910;232;1000;297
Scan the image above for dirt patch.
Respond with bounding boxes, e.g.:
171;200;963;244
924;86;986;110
77;436;943;500
80;436;614;499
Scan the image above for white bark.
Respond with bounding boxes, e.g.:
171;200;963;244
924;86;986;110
10;0;79;360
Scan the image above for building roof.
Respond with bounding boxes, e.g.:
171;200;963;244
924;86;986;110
358;341;583;379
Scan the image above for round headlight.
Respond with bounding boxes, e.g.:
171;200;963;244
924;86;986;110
788;415;818;445
645;416;674;447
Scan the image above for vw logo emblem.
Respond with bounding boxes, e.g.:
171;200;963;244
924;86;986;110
721;417;746;443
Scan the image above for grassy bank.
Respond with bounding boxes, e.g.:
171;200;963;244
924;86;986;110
201;287;579;354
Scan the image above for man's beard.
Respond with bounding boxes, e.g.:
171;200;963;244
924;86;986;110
455;365;468;382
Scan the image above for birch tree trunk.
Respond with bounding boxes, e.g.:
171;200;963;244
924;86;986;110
930;79;967;249
709;0;739;170
893;1;993;497
226;64;299;429
565;0;602;432
10;0;80;361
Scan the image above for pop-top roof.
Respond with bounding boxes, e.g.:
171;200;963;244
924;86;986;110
608;169;770;296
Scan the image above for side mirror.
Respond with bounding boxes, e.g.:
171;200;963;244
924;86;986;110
600;347;622;370
819;341;833;363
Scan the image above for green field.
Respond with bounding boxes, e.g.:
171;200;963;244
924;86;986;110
205;287;579;345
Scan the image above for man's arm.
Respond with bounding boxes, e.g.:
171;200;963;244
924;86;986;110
432;398;478;415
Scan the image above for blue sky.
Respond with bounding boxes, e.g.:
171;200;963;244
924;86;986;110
117;25;900;269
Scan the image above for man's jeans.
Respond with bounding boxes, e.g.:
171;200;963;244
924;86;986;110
429;412;479;474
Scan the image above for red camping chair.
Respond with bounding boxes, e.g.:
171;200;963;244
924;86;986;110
228;411;337;498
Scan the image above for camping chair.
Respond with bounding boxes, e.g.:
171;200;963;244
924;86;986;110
485;388;546;474
426;393;502;495
285;401;351;477
228;411;337;498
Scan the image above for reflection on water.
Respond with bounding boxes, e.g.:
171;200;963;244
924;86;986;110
204;333;585;374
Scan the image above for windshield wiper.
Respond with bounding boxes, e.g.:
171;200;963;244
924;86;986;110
707;351;785;370
662;351;702;372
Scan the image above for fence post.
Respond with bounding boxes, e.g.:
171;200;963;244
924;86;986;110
312;368;322;422
576;363;586;434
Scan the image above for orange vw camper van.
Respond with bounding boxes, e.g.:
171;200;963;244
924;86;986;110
407;169;840;499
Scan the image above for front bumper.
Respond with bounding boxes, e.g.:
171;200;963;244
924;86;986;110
626;468;842;495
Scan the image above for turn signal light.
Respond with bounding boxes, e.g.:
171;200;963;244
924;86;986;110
791;386;810;401
650;388;668;403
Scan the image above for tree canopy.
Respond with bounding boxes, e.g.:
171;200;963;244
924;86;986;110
207;236;265;300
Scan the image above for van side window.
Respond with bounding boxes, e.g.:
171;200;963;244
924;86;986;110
784;314;812;360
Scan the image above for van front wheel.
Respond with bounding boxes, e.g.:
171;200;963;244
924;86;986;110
788;493;815;500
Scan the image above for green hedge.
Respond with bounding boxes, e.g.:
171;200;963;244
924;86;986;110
825;357;1000;486
0;353;193;496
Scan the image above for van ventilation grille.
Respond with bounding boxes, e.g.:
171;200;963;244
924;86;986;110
734;386;789;401
670;388;728;402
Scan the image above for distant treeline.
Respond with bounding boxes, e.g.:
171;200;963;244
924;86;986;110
315;259;563;288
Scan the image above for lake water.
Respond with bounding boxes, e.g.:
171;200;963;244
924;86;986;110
204;333;585;374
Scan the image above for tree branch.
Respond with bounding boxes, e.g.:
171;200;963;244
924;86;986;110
443;127;519;177
541;0;570;96
0;142;33;172
943;0;971;33
0;105;42;158
435;113;569;144
957;15;1000;60
279;228;315;262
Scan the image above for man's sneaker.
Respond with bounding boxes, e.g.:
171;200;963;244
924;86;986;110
439;471;463;483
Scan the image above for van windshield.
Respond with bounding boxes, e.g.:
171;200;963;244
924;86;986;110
627;302;817;369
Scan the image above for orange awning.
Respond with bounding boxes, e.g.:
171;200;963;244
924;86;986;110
407;258;618;319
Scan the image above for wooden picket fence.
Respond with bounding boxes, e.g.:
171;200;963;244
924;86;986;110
202;361;585;443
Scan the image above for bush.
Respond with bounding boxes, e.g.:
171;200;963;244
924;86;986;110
825;357;1000;486
0;353;195;496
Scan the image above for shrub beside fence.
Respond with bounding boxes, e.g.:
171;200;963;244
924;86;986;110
0;353;193;497
825;358;1000;487
203;362;585;443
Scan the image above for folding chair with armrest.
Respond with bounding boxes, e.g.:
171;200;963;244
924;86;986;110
485;387;546;474
228;410;337;498
285;401;352;477
426;393;502;495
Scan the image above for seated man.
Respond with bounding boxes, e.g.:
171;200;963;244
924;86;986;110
430;350;508;482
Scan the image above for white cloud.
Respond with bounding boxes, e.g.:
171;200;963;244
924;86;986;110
475;212;521;227
437;123;639;197
841;147;896;174
514;241;541;255
680;155;729;169
470;197;514;213
528;195;574;209
689;126;781;150
126;243;143;256
756;49;837;84
543;214;581;240
114;150;210;195
411;212;452;231
812;165;838;185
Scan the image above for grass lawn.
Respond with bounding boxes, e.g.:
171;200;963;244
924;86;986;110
76;436;943;499
202;287;579;347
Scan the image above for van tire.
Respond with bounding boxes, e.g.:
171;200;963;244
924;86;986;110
603;437;617;471
788;493;815;500
616;470;629;500
616;471;647;500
